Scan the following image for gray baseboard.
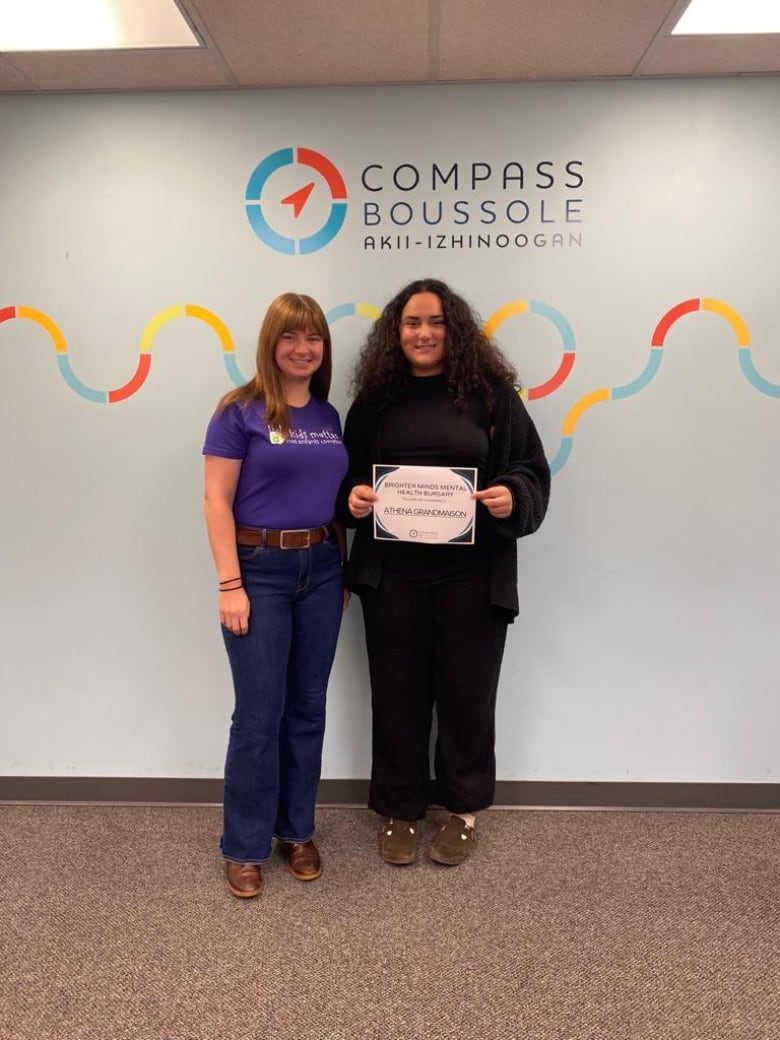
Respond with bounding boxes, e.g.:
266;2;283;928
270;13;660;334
1;776;778;810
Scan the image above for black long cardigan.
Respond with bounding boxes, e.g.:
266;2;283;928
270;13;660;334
336;381;551;622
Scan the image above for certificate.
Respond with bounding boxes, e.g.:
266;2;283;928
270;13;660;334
373;465;477;544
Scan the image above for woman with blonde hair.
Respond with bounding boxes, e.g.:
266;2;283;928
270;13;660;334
203;293;347;898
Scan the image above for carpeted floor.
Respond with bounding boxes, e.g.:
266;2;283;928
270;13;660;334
0;804;778;1040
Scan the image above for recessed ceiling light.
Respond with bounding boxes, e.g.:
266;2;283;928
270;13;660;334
672;0;780;35
0;0;199;51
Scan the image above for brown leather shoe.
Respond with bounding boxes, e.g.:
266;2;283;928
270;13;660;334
428;815;477;866
225;859;262;898
278;839;322;881
379;818;417;865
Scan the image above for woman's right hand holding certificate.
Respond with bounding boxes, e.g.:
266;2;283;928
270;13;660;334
348;484;379;519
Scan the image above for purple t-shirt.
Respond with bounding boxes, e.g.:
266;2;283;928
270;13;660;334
203;397;348;529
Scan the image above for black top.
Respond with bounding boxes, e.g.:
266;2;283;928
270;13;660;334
337;379;551;621
380;373;490;476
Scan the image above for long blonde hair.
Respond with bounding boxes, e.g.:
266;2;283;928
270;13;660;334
219;293;332;436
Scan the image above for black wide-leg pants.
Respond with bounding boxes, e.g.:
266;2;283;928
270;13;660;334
359;548;508;821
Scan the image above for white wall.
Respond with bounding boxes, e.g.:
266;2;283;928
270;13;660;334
1;79;778;782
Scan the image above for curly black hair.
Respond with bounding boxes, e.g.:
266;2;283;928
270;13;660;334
351;278;518;408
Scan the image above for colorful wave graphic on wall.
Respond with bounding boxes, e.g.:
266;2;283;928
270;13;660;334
1;298;777;474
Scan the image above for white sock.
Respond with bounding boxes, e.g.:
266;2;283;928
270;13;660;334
453;812;476;829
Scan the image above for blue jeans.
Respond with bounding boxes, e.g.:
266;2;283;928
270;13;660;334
220;535;344;863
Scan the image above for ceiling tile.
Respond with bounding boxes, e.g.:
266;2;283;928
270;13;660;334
4;49;234;92
192;0;430;85
637;35;780;76
438;0;676;80
2;1;780;94
0;56;37;91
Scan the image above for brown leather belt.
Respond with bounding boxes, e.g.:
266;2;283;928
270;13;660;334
236;523;334;549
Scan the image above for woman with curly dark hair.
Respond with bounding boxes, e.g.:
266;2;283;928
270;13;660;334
338;278;550;867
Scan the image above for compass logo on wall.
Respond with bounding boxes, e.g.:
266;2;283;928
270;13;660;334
245;147;348;255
